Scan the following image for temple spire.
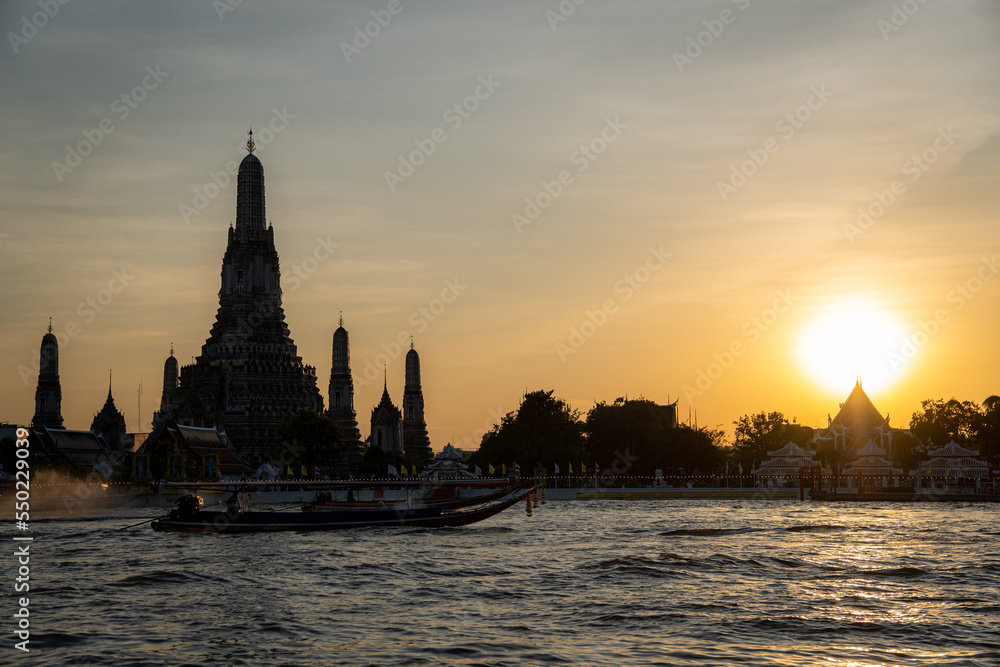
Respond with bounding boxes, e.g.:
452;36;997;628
402;342;431;464
48;317;52;333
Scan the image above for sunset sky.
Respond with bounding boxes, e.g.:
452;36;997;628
2;0;998;450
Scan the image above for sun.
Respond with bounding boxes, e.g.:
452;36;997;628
796;301;911;395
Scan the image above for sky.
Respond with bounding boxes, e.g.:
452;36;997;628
2;0;999;451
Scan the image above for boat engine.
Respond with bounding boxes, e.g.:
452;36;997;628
175;494;204;515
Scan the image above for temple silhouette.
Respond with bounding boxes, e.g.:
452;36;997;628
144;130;432;468
29;131;436;471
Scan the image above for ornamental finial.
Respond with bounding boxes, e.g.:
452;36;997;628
339;311;344;327
170;341;174;356
48;317;52;333
410;336;414;350
247;127;255;154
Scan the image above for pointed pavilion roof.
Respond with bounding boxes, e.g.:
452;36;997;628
926;440;980;458
766;442;815;459
855;438;888;457
93;371;126;430
830;380;887;432
372;370;401;420
820;380;891;457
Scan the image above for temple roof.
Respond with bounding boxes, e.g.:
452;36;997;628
434;443;464;461
372;383;401;418
855;438;887;457
754;457;815;475
32;427;125;470
766;442;815;459
830;380;887;432
168;425;252;477
926;440;980;458
843;456;903;475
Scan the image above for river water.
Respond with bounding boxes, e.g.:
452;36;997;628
8;499;1000;666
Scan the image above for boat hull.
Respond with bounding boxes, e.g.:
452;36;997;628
150;487;533;533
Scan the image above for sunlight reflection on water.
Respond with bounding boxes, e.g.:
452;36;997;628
14;499;1000;666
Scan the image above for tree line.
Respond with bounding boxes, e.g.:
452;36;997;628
469;390;726;477
470;391;1000;478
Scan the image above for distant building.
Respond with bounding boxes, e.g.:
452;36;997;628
31;322;63;430
91;373;127;458
152;132;323;463
370;375;402;453
920;441;989;478
658;401;679;429
156;343;179;417
31;427;124;476
754;441;817;479
421;443;474;479
327;317;363;469
164;424;253;480
842;439;903;480
401;342;432;464
813;380;894;460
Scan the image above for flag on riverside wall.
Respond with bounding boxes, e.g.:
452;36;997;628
554;463;560;474
475;465;482;477
488;463;495;475
595;463;600;474
301;465;308;477
738;462;743;475
581;463;587;474
569;463;573;474
388;464;398;477
502;464;507;475
514;462;521;475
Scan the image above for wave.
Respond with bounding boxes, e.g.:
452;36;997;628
660;527;764;537
784;524;847;533
112;570;229;587
861;566;926;578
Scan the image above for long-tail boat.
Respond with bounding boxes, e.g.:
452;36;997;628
301;483;515;511
150;482;539;533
